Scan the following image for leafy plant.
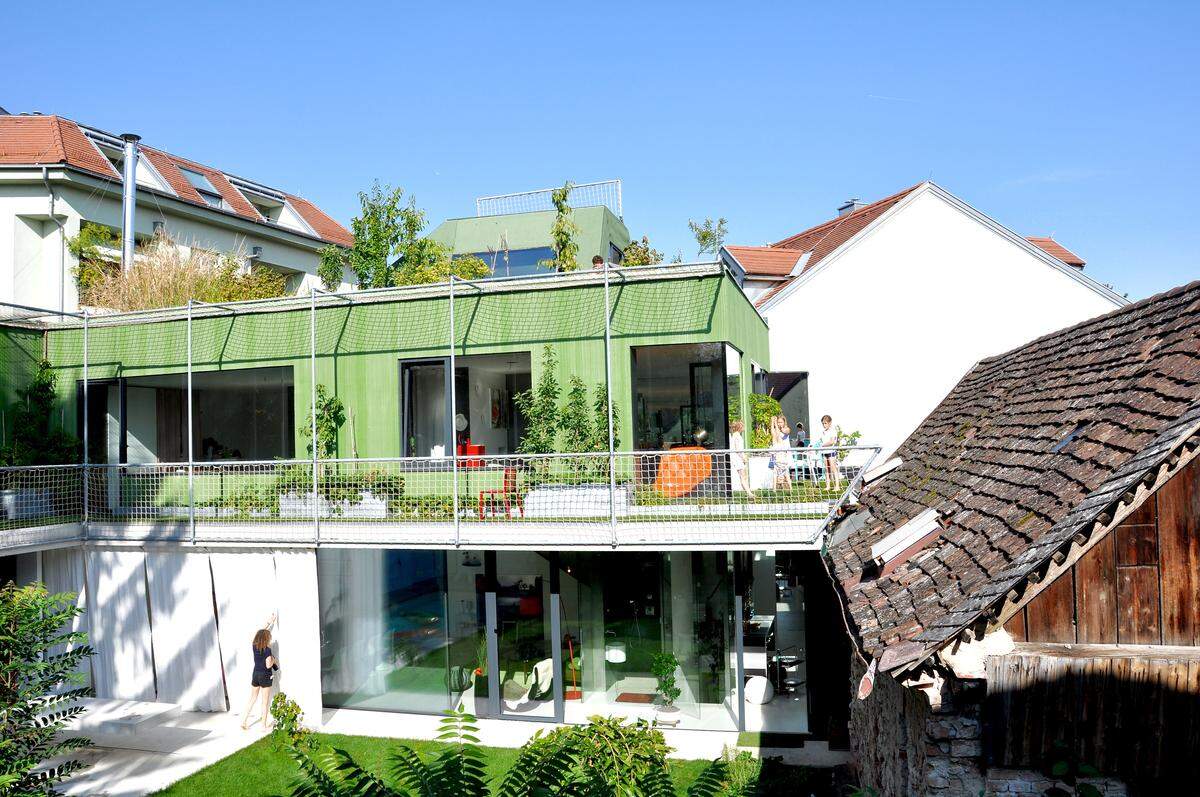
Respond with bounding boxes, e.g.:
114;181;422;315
0;359;80;466
1042;741;1104;797
0;582;94;795
300;385;346;459
747;393;782;449
271;692;315;752
514;346;561;456
621;235;663;267
591;380;620;454
688;217;728;258
318;245;346;291
542;182;580;272
67;222;119;300
651;652;682;707
559;376;593;456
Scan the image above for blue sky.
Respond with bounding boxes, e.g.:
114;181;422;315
4;1;1197;299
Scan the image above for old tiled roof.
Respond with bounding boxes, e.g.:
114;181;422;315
825;280;1200;671
751;184;923;306
0;114;351;247
724;245;804;277
1027;236;1086;268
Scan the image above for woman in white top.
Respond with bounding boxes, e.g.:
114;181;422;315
818;414;842;489
729;420;753;495
769;414;793;490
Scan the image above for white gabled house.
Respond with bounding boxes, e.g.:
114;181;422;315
722;181;1127;457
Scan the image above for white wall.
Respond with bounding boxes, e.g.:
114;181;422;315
0;172;352;313
763;188;1124;458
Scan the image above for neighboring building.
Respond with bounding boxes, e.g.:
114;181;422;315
0;263;864;742
430;181;631;276
824;280;1200;794
0;112;353;312
721;182;1127;456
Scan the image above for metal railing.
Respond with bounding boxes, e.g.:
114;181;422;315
476;179;622;219
1;446;877;549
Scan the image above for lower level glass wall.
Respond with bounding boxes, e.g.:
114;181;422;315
317;548;739;730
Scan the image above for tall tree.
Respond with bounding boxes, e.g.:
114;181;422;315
0;582;93;795
543;182;581;272
687;217;729;258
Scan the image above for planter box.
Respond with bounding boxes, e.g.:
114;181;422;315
524;483;630;518
279;491;388;519
0;488;55;520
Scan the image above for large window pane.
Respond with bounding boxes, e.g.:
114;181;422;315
631;343;728;451
318;549;485;715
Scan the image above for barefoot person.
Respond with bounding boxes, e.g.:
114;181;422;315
729;420;753;495
769;414;793;490
818;414;842;489
241;612;279;730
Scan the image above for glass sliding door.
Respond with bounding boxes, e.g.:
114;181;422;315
402;361;450;457
493;552;557;720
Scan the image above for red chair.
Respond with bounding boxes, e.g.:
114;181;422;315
478;467;524;519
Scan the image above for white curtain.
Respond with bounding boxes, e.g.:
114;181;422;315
274;550;324;725
211;551;278;715
146;552;225;711
317;548;386;699
41;547;92;686
85;549;155;701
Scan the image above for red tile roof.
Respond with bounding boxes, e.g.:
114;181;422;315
1026;236;1086;268
750;183;924;306
0;114;351;247
0;115;119;178
724;245;804;277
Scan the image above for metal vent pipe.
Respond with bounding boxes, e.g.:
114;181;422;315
120;133;141;271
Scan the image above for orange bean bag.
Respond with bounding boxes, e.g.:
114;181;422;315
653;447;713;498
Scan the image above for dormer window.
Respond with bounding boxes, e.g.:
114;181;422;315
179;167;225;209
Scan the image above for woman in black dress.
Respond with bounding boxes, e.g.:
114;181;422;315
240;612;278;730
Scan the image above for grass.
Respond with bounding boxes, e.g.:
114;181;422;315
151;732;723;796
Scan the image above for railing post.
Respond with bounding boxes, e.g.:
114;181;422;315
449;277;460;546
311;288;320;546
186;300;195;545
603;262;617;547
81;310;89;540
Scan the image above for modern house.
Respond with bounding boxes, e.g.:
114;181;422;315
0;261;869;741
0;111;354;313
721;182;1127;457
824;280;1200;794
430;180;631;276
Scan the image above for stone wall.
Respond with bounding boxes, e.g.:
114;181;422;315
847;654;1128;796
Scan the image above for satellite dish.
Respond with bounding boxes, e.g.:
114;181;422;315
454;413;469;432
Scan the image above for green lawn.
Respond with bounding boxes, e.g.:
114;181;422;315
152;733;722;796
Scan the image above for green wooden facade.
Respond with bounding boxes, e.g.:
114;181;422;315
33;266;768;458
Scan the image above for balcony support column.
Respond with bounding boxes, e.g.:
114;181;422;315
82;310;89;540
311;289;319;545
187;300;195;545
449;277;460;546
603;262;617;547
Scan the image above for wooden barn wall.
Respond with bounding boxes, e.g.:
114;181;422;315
1005;456;1200;646
986;646;1200;785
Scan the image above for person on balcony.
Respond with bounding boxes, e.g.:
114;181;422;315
818;414;842;489
729;420;753;495
769;414;793;490
241;612;279;730
592;255;605;270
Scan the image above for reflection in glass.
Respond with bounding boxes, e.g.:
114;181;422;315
631;343;729;450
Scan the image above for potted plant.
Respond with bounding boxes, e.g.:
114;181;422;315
471;633;489;715
651;652;682;717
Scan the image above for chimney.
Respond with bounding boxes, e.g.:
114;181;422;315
837;198;866;216
120;133;141;271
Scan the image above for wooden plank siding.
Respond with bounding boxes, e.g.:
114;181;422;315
986;645;1200;785
1007;457;1200;647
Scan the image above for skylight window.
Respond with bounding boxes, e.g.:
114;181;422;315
870;507;942;570
179;167;224;208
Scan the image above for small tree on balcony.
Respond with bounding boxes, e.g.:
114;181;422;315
0;360;80;466
688;217;728;258
542;182;580;273
514;346;560;456
299;385;346;459
621;235;663;267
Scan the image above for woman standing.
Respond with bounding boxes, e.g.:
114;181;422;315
729;420;753;495
241;612;278;730
818;414;842;489
769;414;793;490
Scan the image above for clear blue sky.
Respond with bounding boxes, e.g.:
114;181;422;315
4;1;1196;299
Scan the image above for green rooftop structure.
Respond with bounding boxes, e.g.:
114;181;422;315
430;180;632;275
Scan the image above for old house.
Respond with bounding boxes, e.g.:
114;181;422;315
824;280;1200;794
